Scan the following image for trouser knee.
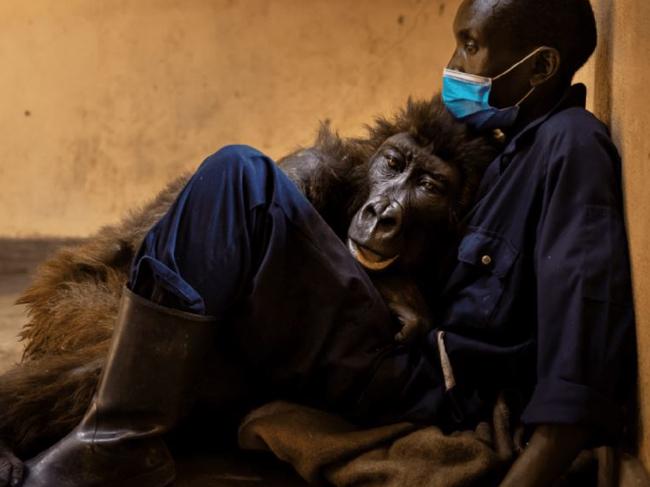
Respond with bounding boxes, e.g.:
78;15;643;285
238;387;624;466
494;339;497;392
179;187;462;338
198;144;268;185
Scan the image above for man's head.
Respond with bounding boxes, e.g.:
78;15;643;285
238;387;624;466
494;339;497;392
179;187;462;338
448;0;597;110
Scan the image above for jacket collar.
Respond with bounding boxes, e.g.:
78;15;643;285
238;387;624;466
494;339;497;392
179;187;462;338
500;83;588;158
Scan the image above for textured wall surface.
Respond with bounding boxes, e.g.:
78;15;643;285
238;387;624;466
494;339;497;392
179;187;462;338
0;0;458;237
594;0;650;469
576;0;650;469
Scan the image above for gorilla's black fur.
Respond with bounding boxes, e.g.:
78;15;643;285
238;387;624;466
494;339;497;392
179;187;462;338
0;95;499;462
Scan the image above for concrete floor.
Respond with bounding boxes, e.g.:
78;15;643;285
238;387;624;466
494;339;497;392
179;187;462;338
0;238;307;486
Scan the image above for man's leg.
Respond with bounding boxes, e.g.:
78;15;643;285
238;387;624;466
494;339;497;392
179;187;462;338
128;144;408;412
23;145;446;487
129;145;447;421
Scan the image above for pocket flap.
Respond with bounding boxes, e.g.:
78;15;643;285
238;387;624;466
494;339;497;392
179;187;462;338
457;230;518;278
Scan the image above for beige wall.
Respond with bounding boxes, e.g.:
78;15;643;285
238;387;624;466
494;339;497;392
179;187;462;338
0;0;457;237
2;0;649;470
576;0;650;470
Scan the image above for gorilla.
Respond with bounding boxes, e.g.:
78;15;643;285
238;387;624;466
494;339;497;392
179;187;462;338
0;95;499;485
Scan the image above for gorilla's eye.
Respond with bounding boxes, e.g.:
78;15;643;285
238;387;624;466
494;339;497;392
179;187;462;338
420;176;444;194
384;151;403;171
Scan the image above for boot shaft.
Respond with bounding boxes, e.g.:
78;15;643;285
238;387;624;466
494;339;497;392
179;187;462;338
85;287;217;437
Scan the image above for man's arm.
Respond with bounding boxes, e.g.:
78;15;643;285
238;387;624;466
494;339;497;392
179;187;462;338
505;114;636;484
499;424;591;487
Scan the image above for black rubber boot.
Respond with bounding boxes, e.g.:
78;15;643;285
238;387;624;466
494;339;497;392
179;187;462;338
22;286;217;487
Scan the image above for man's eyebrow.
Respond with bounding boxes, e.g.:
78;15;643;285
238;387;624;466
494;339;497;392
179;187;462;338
458;29;472;38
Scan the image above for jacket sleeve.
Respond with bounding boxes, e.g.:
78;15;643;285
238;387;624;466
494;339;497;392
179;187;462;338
520;114;637;440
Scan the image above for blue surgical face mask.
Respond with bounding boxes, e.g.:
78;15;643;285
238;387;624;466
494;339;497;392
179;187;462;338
442;47;545;131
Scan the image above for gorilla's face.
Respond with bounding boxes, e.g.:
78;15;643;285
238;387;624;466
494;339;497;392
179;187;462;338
347;132;461;273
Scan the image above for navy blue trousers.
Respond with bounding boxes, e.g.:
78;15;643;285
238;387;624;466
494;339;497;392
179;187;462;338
128;145;446;426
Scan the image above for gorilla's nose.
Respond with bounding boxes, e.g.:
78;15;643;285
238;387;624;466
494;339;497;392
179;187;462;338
361;198;403;240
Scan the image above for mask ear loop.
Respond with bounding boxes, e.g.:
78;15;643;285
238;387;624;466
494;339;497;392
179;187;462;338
492;46;547;108
492;46;548;82
515;85;536;107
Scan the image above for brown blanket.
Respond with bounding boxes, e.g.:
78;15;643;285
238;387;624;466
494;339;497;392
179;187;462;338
237;397;634;487
238;397;522;487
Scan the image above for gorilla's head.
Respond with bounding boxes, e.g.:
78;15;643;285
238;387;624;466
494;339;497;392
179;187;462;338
343;97;500;274
348;132;461;272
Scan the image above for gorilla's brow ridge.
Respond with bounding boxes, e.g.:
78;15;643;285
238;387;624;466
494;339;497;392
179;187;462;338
389;140;451;178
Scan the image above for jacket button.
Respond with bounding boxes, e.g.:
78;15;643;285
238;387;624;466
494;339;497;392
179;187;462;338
481;255;492;266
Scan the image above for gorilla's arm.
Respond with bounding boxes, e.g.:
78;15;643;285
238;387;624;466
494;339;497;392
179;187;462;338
372;275;434;343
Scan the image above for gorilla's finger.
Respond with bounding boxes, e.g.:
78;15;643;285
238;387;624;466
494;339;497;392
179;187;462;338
0;448;24;487
10;459;23;487
395;320;419;343
0;460;12;487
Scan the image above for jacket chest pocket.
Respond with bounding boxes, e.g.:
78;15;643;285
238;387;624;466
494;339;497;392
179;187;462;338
446;231;519;328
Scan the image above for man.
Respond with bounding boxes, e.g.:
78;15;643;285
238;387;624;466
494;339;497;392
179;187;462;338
17;0;636;486
436;0;635;485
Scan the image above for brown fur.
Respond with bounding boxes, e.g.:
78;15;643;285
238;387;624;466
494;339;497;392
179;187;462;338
0;96;499;456
2;175;189;455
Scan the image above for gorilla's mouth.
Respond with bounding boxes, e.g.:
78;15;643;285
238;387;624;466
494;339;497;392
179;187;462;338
347;238;399;271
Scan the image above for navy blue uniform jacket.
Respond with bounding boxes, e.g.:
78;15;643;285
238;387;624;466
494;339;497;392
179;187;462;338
435;84;637;439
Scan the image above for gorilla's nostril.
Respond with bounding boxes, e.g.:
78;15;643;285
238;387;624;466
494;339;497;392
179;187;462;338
378;216;398;229
363;204;377;218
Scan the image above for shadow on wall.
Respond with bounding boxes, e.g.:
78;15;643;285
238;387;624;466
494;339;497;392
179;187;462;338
584;0;650;474
591;0;613;126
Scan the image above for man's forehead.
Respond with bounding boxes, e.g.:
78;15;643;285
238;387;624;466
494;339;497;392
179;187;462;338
454;0;509;36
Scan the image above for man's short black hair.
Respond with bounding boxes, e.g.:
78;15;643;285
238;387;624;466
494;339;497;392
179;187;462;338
488;0;597;82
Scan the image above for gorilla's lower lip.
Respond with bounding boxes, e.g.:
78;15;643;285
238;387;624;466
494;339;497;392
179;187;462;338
347;239;399;271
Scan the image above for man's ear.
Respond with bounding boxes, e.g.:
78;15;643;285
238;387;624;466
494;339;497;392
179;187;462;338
530;47;561;86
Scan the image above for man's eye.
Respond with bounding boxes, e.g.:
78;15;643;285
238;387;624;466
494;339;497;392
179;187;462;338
465;41;478;55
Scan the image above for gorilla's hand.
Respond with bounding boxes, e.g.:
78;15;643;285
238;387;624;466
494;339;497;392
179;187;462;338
373;275;433;343
0;441;23;487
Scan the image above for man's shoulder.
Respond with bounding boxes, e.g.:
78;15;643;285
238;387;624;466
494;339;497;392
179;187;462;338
531;106;621;187
536;106;611;146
